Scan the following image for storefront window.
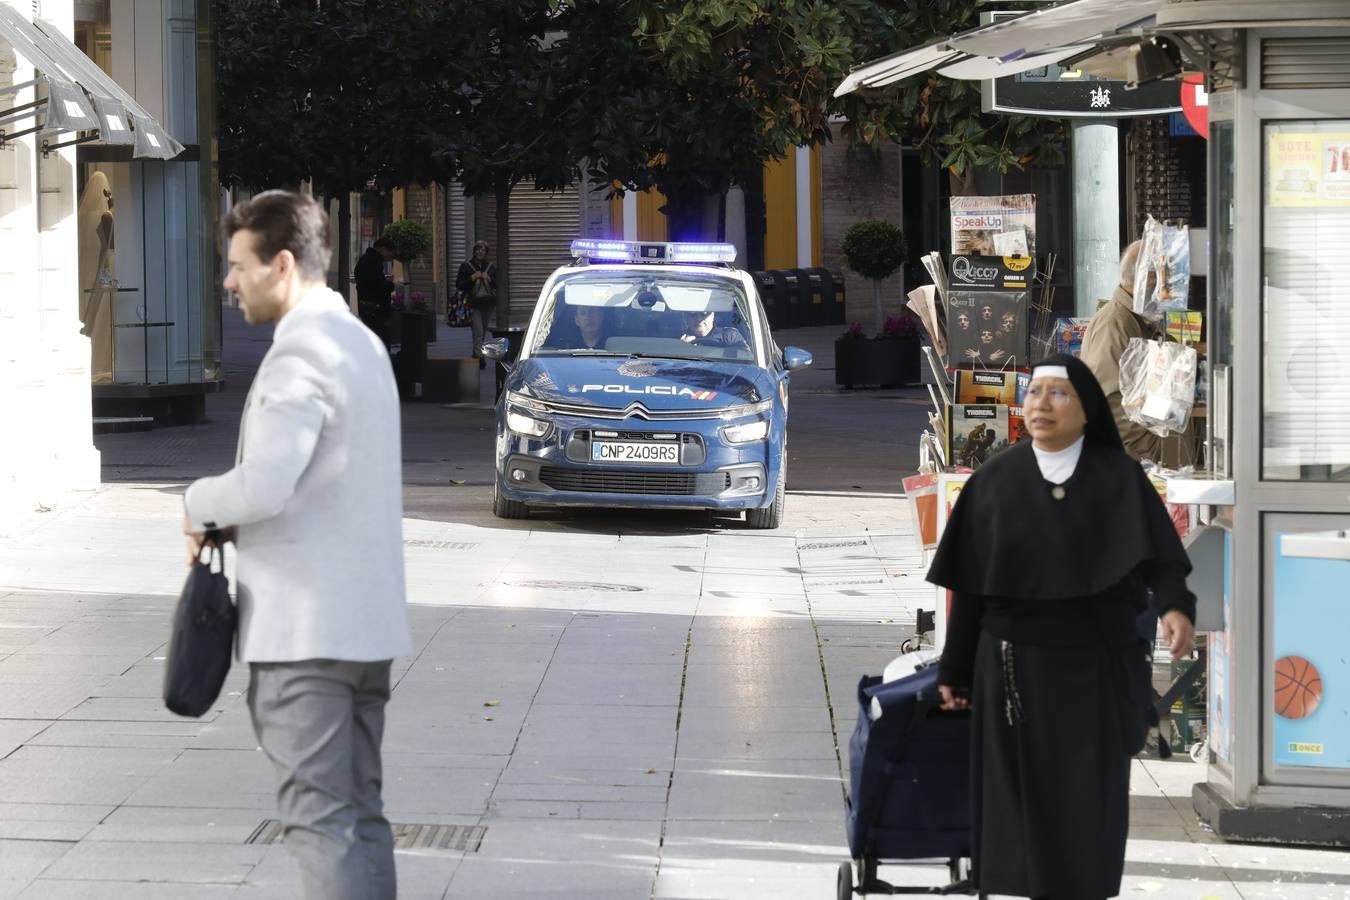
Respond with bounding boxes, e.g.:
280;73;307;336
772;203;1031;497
72;0;219;389
1261;120;1350;482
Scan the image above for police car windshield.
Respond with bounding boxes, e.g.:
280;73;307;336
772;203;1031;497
530;272;755;363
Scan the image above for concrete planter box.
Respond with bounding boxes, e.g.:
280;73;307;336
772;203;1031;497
834;337;920;388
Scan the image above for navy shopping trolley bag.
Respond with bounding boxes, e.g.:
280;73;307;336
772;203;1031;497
838;660;976;898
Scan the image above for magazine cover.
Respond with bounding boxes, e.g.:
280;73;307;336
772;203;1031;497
946;290;1030;368
1008;407;1028;447
954;369;1020;405
946;403;1009;469
1052;317;1090;357
950;194;1037;259
1015;371;1031;404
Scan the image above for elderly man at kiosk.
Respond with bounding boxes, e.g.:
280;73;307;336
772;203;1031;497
1081;241;1198;468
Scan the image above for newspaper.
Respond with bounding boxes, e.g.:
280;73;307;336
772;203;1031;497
906;284;947;363
950;194;1037;260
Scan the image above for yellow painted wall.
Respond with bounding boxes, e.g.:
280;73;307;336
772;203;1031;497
763;147;798;269
608;189;668;241
636;190;668;241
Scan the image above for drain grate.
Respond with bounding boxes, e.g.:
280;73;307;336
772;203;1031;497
247;820;486;852
797;539;869;551
404;540;479;551
507;580;643;593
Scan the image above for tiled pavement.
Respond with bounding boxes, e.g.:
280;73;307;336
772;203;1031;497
4;313;1350;897
5;488;1350;898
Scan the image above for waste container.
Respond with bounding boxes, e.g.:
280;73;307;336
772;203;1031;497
394;308;430;400
830;270;847;325
490;326;526;402
751;271;780;328
774;270;800;329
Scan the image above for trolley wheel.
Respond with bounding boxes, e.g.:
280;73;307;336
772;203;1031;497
837;861;854;899
900;638;918;653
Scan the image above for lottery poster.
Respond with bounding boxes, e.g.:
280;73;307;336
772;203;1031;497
1268;132;1350;207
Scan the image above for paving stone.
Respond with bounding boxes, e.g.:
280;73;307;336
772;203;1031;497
40;840;263;884
16;881;238;899
0;839;73;898
25;719;206;750
0;745;178;806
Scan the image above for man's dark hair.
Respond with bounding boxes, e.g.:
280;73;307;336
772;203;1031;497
223;190;331;281
373;238;395;251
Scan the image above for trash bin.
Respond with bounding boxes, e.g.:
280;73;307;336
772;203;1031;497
490;326;526;402
773;270;799;329
829;270;847;326
751;271;779;328
394;308;430;400
796;267;830;326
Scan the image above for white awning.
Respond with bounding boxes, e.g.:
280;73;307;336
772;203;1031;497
833;42;966;97
0;5;182;160
836;0;1350;98
947;0;1163;60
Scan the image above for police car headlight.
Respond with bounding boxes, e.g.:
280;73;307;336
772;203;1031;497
721;420;769;443
506;410;552;439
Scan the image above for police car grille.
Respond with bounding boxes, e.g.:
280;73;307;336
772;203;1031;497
539;467;730;495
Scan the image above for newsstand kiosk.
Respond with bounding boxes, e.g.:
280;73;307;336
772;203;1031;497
1173;23;1350;844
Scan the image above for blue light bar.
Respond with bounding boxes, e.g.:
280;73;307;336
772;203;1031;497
570;239;737;265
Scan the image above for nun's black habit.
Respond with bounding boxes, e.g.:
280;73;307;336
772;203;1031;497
928;354;1195;900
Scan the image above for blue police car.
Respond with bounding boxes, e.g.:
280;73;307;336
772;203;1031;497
483;240;812;528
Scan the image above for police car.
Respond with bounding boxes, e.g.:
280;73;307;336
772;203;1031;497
482;239;812;528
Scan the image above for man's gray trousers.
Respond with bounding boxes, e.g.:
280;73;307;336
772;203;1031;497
248;659;396;900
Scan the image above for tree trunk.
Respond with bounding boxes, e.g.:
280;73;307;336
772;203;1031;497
948;166;977;198
662;187;722;242
336;192;352;306
872;278;883;336
494;177;511;330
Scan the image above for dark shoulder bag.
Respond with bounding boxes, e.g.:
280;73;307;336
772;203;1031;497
163;534;237;717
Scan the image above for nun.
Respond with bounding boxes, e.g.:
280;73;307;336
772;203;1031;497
928;354;1196;900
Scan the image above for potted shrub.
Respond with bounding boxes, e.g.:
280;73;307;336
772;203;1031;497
835;220;918;388
841;217;905;336
382;219;434;341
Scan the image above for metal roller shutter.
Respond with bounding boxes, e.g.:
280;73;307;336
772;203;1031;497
476;181;580;325
1262;38;1350;90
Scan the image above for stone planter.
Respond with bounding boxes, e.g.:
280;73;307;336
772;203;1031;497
834;337;920;388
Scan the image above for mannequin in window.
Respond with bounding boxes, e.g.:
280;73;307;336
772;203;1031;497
77;171;116;383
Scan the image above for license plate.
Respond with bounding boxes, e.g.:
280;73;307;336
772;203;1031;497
592;441;680;464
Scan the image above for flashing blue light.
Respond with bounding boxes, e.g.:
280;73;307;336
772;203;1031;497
569;239;737;265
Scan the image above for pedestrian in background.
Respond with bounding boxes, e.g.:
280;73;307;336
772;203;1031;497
183;191;411;900
928;354;1196;900
355;236;396;348
1081;241;1197;468
458;239;496;367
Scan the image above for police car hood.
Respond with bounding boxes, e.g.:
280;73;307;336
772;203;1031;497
516;356;771;411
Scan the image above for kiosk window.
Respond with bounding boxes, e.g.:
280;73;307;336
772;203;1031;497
1262;121;1350;482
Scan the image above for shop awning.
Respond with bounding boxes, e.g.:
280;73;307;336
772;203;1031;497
0;5;182;160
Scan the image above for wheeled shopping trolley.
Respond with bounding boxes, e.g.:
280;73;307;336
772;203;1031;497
839;663;980;898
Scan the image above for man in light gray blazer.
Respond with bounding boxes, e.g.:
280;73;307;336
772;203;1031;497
183;191;411;900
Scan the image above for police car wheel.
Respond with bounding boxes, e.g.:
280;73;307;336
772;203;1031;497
745;469;785;530
492;483;529;519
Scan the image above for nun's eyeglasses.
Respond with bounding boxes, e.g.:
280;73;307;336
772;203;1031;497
1024;385;1074;404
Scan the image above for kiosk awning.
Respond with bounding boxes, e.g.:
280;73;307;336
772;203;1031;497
835;0;1350;98
0;5;182;160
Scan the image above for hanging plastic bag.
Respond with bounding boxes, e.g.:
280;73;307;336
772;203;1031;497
1119;337;1197;436
1133;216;1191;320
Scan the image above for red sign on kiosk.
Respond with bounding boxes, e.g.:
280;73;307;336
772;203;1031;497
1181;74;1208;138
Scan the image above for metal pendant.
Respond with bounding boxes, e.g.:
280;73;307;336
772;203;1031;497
1051;485;1066;501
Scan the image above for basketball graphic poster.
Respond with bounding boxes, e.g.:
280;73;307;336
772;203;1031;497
1272;529;1350;769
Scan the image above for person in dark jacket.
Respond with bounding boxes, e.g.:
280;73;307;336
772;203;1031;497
354;238;395;347
929;353;1196;900
679;309;747;349
457;240;497;365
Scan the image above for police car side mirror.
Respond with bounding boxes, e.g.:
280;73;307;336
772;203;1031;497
783;346;813;371
480;338;509;360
